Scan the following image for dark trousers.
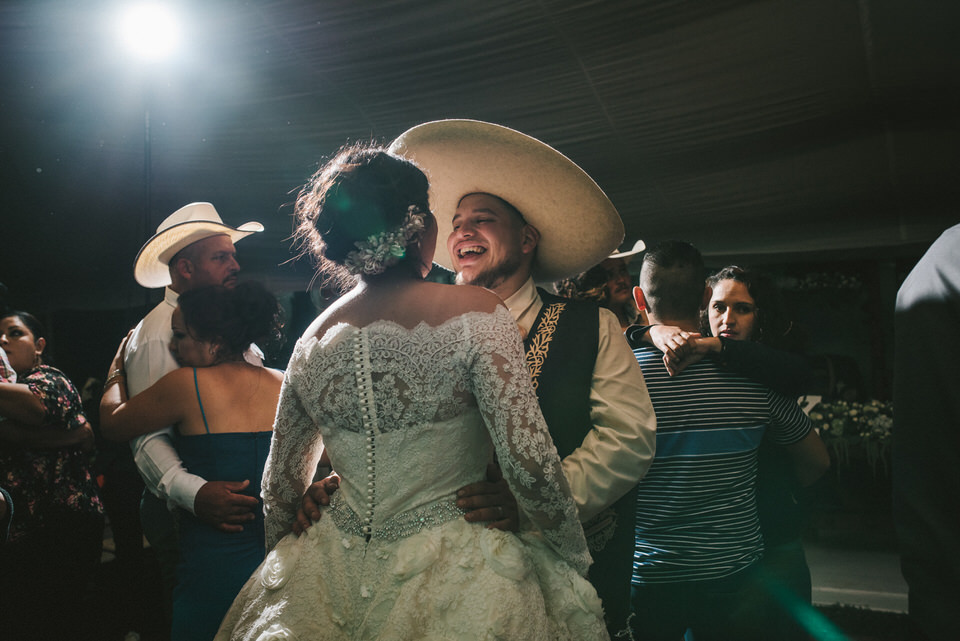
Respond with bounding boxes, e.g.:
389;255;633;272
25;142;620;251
0;509;104;640
755;539;813;641
98;452;158;636
630;564;769;641
141;490;180;639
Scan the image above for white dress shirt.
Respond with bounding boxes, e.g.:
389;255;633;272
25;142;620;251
124;287;206;512
503;278;657;521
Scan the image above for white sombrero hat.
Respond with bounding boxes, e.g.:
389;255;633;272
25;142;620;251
133;202;263;288
388;120;624;283
608;239;646;260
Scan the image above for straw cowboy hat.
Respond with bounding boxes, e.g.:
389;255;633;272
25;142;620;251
133;202;263;288
608;239;646;260
389;119;624;283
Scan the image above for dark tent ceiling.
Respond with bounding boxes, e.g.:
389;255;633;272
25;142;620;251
2;0;959;312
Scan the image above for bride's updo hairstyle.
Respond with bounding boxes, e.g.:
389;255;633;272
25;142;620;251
178;281;284;360
295;142;432;286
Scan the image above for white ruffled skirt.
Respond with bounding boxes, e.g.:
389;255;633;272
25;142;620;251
215;515;608;641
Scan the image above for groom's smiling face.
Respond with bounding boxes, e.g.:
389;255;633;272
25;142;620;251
447;193;534;291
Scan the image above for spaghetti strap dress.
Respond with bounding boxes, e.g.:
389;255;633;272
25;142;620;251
171;368;273;641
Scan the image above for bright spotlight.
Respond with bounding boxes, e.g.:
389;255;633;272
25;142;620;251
117;3;181;62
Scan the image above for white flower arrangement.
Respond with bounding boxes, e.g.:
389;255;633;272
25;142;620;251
343;205;427;275
809;399;893;474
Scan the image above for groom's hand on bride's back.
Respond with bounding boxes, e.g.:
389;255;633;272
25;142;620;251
292;473;341;535
457;463;520;532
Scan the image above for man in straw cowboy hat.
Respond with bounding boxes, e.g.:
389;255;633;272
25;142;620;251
118;202;263;626
556;239;649;330
391;120;658;638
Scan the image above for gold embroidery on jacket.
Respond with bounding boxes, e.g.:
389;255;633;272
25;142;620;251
525;302;565;391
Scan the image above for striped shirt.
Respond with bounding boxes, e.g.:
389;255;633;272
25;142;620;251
631;347;812;584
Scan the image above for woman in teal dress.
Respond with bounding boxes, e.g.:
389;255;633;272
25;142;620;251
101;281;284;641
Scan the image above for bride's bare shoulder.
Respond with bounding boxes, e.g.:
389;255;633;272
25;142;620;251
300;291;357;341
432;283;503;314
295;282;506;338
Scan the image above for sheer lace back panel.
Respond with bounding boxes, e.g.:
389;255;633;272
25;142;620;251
262;305;591;574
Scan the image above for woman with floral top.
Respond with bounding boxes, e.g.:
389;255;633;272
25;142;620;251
0;310;104;639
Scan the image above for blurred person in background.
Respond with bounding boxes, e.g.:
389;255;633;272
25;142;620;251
556;240;647;330
894;224;960;641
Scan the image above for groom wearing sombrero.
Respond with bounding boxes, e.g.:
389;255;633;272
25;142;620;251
390;120;658;638
120;202;263;628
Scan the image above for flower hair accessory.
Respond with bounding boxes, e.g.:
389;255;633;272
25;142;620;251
343;205;428;275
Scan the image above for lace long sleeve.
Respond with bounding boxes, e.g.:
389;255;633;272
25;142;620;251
466;307;592;575
262;351;325;550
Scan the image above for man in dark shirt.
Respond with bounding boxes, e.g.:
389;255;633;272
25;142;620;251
893;223;960;641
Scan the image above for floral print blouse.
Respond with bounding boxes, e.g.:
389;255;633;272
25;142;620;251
0;365;103;543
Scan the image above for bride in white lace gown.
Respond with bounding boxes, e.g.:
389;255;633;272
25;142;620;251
215;145;608;641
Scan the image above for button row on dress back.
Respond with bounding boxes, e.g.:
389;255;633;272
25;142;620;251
354;329;376;538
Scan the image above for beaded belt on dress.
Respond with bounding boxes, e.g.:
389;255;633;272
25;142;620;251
328;491;465;543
